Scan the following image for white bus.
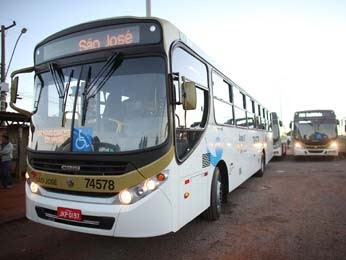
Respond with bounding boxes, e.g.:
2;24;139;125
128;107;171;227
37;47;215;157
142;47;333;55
10;16;273;237
337;117;346;154
291;110;339;158
272;112;288;158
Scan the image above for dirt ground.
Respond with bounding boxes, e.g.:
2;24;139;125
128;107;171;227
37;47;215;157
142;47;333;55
0;156;345;260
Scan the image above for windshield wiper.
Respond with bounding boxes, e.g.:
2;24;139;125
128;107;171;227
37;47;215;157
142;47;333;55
87;52;123;98
61;70;74;127
81;66;92;126
32;74;44;115
48;62;65;98
49;62;74;127
80;52;123;126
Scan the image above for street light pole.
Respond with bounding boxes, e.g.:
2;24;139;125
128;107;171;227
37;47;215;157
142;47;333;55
1;25;6;83
1;21;26;112
1;21;16;83
146;0;151;17
5;28;27;81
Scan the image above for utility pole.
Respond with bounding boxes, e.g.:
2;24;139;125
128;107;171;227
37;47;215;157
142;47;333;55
1;21;16;111
146;0;151;17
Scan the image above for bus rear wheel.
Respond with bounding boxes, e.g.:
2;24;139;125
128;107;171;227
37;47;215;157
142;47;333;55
203;167;222;221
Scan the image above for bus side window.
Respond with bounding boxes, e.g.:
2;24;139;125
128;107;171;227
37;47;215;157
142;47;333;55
172;47;209;160
232;87;247;127
247;112;255;129
268;112;273;131
261;108;266;130
212;72;233;125
246;96;254;128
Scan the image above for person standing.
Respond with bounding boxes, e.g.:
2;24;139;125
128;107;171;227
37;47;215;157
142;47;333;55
0;135;13;189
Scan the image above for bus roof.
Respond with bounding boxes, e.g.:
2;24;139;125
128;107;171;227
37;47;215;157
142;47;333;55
35;16;270;113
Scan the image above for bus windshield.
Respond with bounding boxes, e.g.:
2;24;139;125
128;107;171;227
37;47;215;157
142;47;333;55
294;119;337;144
30;56;168;153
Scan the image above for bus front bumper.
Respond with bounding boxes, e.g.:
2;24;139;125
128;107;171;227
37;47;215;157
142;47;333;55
293;147;338;157
273;145;283;157
26;182;173;237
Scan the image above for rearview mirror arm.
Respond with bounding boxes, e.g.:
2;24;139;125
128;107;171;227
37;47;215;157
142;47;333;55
10;66;35;117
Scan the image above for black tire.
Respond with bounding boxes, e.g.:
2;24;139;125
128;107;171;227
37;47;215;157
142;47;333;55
203;167;222;221
282;144;287;156
255;153;265;177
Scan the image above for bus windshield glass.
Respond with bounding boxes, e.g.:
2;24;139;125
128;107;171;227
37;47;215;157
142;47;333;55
294;119;337;143
30;56;168;153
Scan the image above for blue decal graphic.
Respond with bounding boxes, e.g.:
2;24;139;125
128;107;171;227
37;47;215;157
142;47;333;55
315;133;322;140
206;137;223;166
73;128;93;152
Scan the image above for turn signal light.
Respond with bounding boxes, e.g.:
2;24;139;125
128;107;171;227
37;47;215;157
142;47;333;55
156;173;166;182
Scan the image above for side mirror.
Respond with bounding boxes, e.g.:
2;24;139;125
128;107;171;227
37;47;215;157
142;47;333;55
279;120;283;127
182;81;197;110
336;119;340;126
289;121;293;129
10;66;35;117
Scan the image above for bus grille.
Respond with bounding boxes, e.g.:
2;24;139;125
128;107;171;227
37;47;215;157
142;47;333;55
308;150;324;153
35;206;115;230
43;187;117;197
30;158;134;176
305;144;328;149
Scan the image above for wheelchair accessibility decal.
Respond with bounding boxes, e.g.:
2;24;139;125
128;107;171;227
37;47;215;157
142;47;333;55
73;128;93;152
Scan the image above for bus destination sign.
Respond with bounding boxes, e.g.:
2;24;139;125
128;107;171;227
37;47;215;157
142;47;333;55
35;22;161;64
78;28;137;51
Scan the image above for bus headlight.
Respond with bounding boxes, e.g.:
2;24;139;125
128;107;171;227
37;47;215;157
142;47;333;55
295;142;303;149
30;182;40;194
143;179;156;192
116;170;169;205
329;141;338;149
26;174;41;195
119;189;133;205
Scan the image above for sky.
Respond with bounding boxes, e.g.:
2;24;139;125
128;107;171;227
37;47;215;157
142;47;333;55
2;0;346;127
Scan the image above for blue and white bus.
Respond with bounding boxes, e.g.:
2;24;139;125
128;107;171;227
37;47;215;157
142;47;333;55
11;16;273;237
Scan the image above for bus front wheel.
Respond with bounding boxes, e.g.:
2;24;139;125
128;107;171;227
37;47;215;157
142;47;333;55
255;153;265;177
203;167;222;221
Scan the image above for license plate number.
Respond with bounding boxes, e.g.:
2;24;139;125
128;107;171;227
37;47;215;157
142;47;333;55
57;207;82;221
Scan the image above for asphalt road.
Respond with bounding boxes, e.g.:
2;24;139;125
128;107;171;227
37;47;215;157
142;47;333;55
1;155;346;260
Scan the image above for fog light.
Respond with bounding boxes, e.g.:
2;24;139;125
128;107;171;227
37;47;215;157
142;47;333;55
30;182;39;194
119;189;132;204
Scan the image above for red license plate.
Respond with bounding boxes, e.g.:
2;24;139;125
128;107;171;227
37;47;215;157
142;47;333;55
57;207;82;221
